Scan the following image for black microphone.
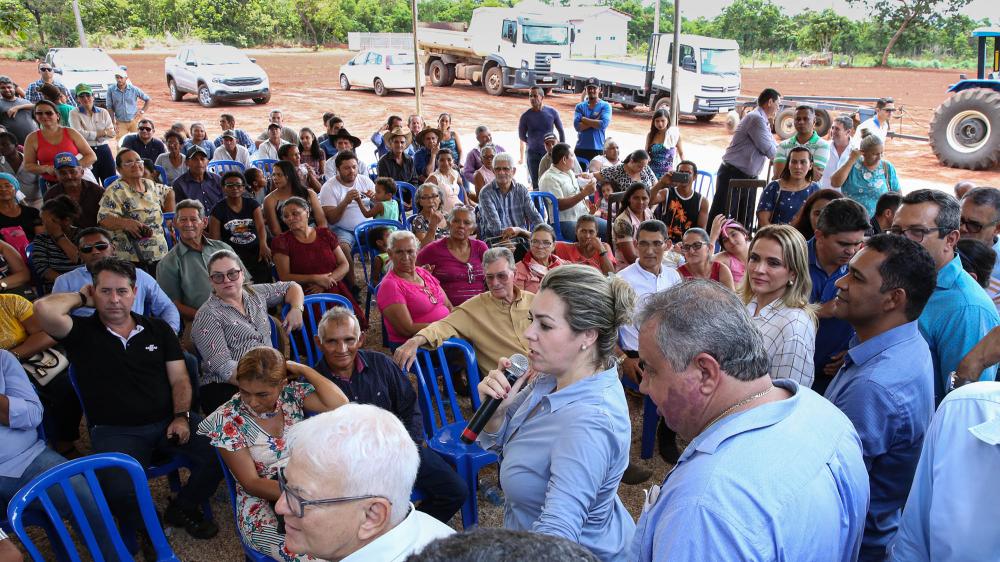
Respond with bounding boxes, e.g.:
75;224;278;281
460;354;530;444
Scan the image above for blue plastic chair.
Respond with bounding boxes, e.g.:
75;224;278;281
207;160;246;175
161;211;176;250
6;452;181;562
694;170;715;203
576;156;591;172
619;375;659;460
251;159;278;179
394;181;417;222
102;175;119;188
215;452;279;562
368;162;378;181
528;191;565;241
411;338;495;528
353;219;404;317
154;165;169;185
280;293;354;366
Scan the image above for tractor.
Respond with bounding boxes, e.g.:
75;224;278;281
929;27;1000;170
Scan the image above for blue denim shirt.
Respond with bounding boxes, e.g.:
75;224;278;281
52;265;181;332
0;351;45;478
573;99;612;151
479;366;635;561
631;379;869;562
825;321;935;561
105;83;149;122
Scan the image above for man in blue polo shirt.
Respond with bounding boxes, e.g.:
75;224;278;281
573;78;611;163
809;199;870;394
826;234;937;561
958;186;1000;311
891;189;1000;402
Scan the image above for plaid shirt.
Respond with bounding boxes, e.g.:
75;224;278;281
477;179;543;240
212;128;256;151
746;298;816;388
24;80;77;107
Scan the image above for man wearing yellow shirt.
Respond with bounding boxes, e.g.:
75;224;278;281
394;247;532;380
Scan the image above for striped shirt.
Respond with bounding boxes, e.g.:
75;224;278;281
30;232;80;292
191;282;292;385
775;131;831;172
746;298;817;387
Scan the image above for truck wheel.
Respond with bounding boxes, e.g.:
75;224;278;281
429;60;450;87
930;88;1000;170
340;74;351;91
696;114;716;122
484;67;505;96
443;64;456;87
374;78;388;97
168;79;184;101
252;94;270;104
197;84;216;108
774;108;796;139
814;108;832;137
653;96;672;115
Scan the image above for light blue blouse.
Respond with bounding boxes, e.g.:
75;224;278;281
478;365;635;562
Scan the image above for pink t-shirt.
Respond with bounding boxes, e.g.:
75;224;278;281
377;267;450;343
416;238;488;306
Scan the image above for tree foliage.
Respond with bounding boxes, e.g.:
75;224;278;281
847;0;974;65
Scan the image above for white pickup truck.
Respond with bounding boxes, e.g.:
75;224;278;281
550;33;740;120
419;7;574;96
164;44;271;108
44;48;126;108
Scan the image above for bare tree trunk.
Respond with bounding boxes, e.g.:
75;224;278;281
22;1;45;44
299;12;319;50
881;12;915;66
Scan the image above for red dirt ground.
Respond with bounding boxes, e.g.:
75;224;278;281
5;50;999;185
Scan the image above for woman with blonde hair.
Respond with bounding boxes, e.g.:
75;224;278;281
741;224;817;387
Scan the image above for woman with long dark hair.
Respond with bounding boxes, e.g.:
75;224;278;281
297;127;325;178
644;109;683;179
789;188;843;241
756;146;819;227
263;160;326;236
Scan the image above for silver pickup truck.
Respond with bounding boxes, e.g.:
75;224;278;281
164;44;271;107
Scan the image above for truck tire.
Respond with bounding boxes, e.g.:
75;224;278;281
168;78;184;101
252;94;270;104
929;88;1000;171
653;96;671;115
814;108;832;137
443;64;456;87
340;74;351;91
429;60;451;87
197;83;216;108
695;114;716;122
484;66;505;96
774;108;796;139
620;104;637;111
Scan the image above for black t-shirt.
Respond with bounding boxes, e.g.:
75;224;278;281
654;188;703;243
59;313;183;426
210;197;261;257
0;205;42;242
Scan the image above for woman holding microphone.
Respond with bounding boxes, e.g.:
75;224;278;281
476;264;636;562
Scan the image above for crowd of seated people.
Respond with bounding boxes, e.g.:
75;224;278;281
3;84;1000;562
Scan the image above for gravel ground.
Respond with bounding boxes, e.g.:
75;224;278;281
15;279;671;561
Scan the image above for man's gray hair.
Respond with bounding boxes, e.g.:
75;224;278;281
493;152;515;168
175;198;205;219
635;279;771;381
407;528;600;562
859;133;884;152
603;137;618;150
0;76;13;85
483;247;515;270
287;404;418;526
388;229;418;250
834;115;854;132
316;306;360;338
474;125;489;136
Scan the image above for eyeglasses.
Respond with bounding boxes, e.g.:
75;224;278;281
34;111;55;117
224;182;245;188
277;469;385;519
138;127;152;132
121;160;144;167
530;239;553;247
887;226;950;242
637;240;665;249
485;271;511;283
678;242;705;252
883;108;897;113
960;217;998;234
77;93;92;98
80;242;110;253
466;262;475;284
209;268;242;284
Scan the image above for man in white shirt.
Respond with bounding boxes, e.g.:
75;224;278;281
254;123;289;161
320;150;373;291
820;115;857;190
538;142;600;241
211;130;252;168
853;97;894;144
276;404;454;562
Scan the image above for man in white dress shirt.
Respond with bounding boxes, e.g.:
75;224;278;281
277;404;453;562
820;115;857;190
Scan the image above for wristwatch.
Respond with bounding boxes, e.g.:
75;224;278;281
1;280;7;290
173;411;191;420
294;303;305;312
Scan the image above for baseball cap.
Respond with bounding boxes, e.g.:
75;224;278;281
221;129;236;139
54;152;80;169
543;132;558;141
185;146;209;160
74;83;93;96
114;69;128;78
267;123;281;130
585;77;600;87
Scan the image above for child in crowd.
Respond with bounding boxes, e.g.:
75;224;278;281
368;225;393;282
361;177;400;221
244;167;270;206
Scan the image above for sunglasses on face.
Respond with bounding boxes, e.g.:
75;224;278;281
34;111;55;117
679;242;705;252
138;127;152;132
485;271;511;283
39;68;53;72
209;269;242;284
80;242;110;253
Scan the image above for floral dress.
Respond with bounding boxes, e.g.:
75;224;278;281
197;382;318;562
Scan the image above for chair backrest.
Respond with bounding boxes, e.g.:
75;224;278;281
207;160;246;175
354;219;404;292
411;339;482;440
6;452;180;562
66;366;89;424
695;170;715;202
368;162;378;181
251;159;278;179
576;156;591;172
154;165;169;185
102;175;119;188
267;314;290;358
161;211;176;250
394;181;417;222
725;179;767;234
528;191;564;241
281;293;354;366
215;452;276;561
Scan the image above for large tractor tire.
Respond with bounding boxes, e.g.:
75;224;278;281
774;107;796;139
814;108;832;137
929;88;1000;170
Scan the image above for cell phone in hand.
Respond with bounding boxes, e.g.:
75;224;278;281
671;171;691;184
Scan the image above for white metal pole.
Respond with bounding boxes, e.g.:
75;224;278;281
670;0;681;127
411;0;422;116
653;0;660;36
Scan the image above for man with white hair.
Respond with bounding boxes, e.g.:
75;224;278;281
462;125;505;184
277;404;454;561
477;152;543;241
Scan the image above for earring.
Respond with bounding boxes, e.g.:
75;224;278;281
787;279;794;286
581;344;587;351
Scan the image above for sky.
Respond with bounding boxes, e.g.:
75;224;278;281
675;0;998;24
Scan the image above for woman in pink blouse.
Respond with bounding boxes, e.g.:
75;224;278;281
378;230;453;345
416;206;487;306
514;223;564;293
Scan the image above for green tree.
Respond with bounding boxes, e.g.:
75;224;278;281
797;9;852;53
847;0;974;66
711;0;789;52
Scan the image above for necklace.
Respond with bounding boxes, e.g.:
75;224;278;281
702;385;774;433
244;402;280;420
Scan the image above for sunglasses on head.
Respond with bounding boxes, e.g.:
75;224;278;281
80;242;110;253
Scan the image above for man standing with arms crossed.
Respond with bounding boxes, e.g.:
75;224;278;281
518;86;565;190
573;78;612;163
106;70;150;142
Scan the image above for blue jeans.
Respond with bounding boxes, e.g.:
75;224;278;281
560;217;607;242
331;225;357;248
0;448;120;560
